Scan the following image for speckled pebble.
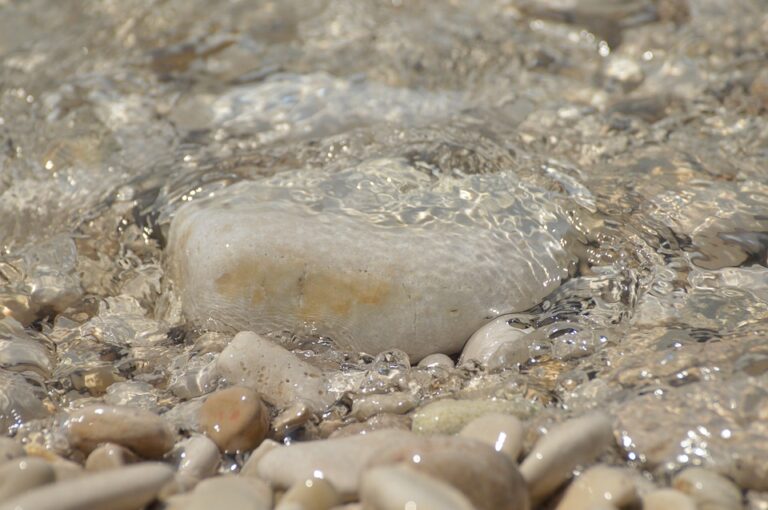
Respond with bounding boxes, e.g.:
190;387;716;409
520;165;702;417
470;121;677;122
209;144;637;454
0;457;55;502
555;464;638;510
85;443;139;472
360;465;476;510
520;412;614;503
411;398;534;435
673;467;743;510
165;476;272;510
199;386;270;453
459;413;524;462
641;488;697;510
64;404;176;459
275;477;340;510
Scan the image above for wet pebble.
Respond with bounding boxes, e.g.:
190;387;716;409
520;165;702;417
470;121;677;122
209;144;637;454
417;353;454;370
165;476;272;510
64;404;176;459
459;317;531;368
85;443;139;471
555;464;638;510
215;332;335;412
350;392;418;420
0;457;55;503
459;413;524;462
171;435;220;489
275;477;340;510
641;488;697;510
329;413;411;438
673;467;743;510
0;437;25;462
240;439;281;478
371;435;530;510
520;412;614;503
411;398;534;435
199;386;270;453
360;465;476;510
0;462;174;510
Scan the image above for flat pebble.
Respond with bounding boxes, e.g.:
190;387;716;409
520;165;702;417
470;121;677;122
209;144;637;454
0;457;55;502
459;317;531;368
520;412;614;503
199;386;270;453
165;476;272;510
417;353;454;370
360;465;476;510
555;464;638;510
215;332;335;412
85;443;139;471
0;462;174;510
411;398;534;435
0;437;25;462
673;467;743;510
460;413;524;461
275;477;340;510
642;489;697;510
171;435;221;488
255;430;423;497
65;405;175;459
371;435;530;510
350;392;418;420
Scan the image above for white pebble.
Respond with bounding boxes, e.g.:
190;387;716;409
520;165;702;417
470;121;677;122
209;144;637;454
275;477;340;510
0;457;55;502
360;465;476;510
459;413;524;462
673;467;743;510
459;317;531;368
417;353;454;370
171;435;221;489
642;489;697;510
555;464;638;510
165;476;272;510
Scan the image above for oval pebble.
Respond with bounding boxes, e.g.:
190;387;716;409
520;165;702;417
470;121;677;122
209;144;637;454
199;386;270;453
165;476;272;510
411;398;534;435
0;457;55;502
360;465;476;510
673;467;743;510
642;489;697;510
555;464;638;510
172;435;221;487
64;405;176;459
85;443;139;472
0;462;174;510
417;354;454;370
459;413;524;462
459;317;531;368
275;477;340;510
520;412;614;503
351;392;418;420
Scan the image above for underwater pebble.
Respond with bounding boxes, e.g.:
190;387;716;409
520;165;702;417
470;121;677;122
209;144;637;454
168;164;569;361
459;413;524;462
84;443;139;471
641;489;697;510
64;404;176;459
165;475;272;510
199;386;270;453
360;465;476;510
329;413;411;438
0;437;25;462
0;462;173;510
0;369;49;435
0;457;56;503
555;464;638;510
459;317;531;368
520;412;614;503
417;353;455;370
370;435;530;510
215;331;335;411
171;435;220;489
275;477;340;510
673;467;743;510
411;398;534;435
350;392;418;420
255;429;423;497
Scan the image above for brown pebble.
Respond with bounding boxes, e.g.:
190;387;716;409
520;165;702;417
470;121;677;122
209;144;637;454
199;386;270;453
85;443;139;472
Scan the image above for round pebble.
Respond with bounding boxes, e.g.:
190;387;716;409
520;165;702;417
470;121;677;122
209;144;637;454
642;489;697;510
459;317;531;368
673;467;743;510
361;465;476;510
165;476;272;510
417;353;454;370
275;477;340;510
0;462;174;510
199;386;270;453
520;412;614;503
172;434;221;488
64;405;176;459
555;464;638;510
459;413;524;461
85;443;139;472
0;457;55;502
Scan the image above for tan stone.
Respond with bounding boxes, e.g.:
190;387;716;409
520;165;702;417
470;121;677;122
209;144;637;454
275;477;340;510
200;386;270;453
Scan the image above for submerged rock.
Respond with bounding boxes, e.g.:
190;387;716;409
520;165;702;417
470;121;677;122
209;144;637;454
168;160;571;360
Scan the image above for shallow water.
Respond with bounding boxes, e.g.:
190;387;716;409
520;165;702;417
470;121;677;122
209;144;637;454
1;0;767;504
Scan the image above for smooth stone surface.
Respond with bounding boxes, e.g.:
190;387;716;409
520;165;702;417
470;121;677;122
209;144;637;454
0;437;25;462
199;386;270;453
411;398;534;435
0;457;56;502
641;489;697;510
64;405;176;459
0;462;174;510
555;464;638;510
256;430;423;497
673;467;743;510
459;317;531;368
85;443;139;471
165;476;272;510
168;164;569;360
351;392;418;421
370;435;530;510
329;413;411;438
215;331;335;411
240;438;281;478
520;413;614;503
417;353;455;370
459;413;525;461
171;435;221;488
275;477;340;510
360;465;476;510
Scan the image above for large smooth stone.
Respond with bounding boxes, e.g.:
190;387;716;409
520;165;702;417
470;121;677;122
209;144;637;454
168;162;570;360
360;465;476;510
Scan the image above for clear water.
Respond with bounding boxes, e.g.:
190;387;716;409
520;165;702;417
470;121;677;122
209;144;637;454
1;0;767;499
